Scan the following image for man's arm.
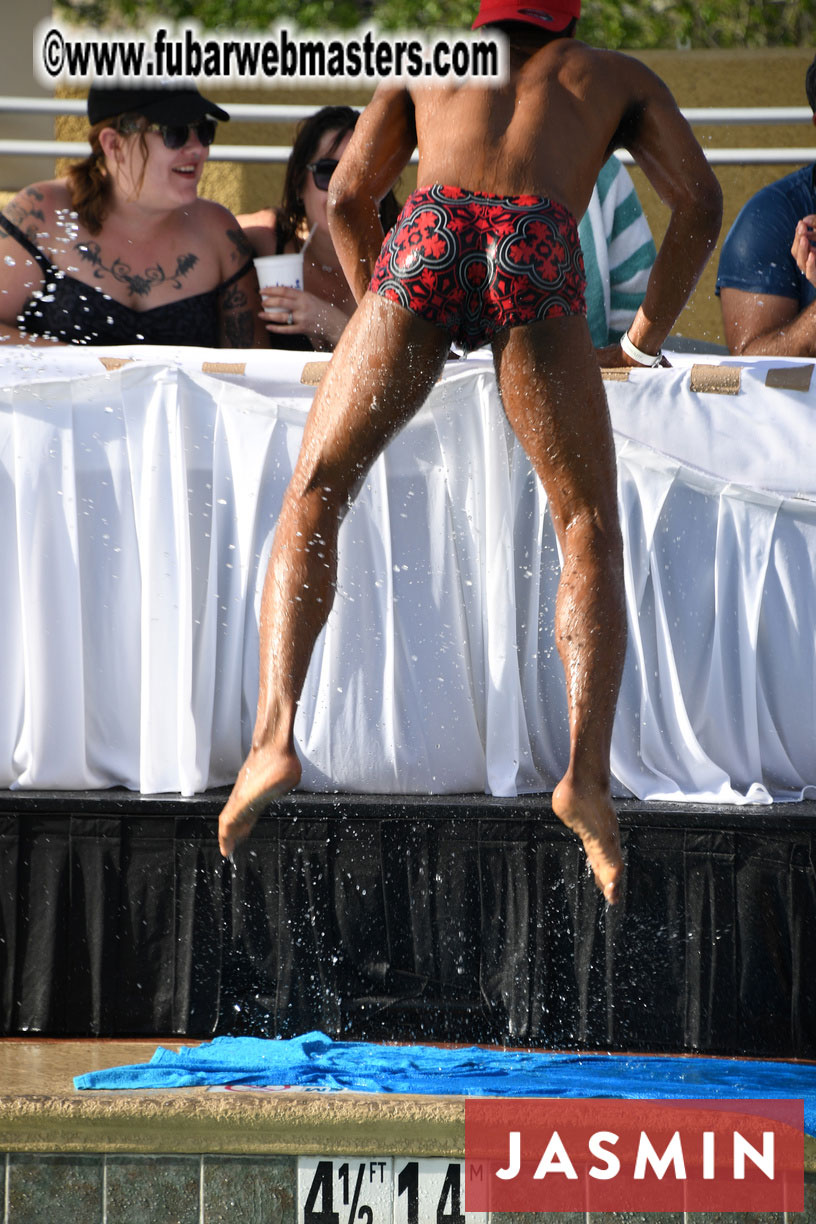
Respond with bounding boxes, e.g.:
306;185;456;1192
719;210;816;356
719;286;816;356
716;193;816;355
328;86;417;302
610;66;722;363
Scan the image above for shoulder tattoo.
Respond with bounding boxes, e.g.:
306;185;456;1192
226;226;254;265
4;187;48;244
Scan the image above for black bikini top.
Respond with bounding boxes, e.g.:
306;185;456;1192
0;213;252;347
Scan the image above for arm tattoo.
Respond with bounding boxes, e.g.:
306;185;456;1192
221;281;253;346
223;309;254;346
223;284;248;310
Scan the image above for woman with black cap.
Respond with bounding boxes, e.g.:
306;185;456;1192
0;84;268;348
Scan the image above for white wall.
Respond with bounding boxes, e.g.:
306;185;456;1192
0;0;58;190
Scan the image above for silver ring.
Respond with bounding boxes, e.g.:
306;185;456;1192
287;311;294;326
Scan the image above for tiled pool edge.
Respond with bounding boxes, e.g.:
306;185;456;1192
1;1153;813;1223
1;1090;814;1222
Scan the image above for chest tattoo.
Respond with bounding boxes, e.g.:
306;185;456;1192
75;243;199;297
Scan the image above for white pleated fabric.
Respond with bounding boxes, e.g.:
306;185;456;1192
0;346;814;802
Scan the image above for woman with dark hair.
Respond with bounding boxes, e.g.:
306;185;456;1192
0;84;268;348
238;105;400;351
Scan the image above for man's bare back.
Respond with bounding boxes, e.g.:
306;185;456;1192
411;38;671;217
218;4;722;908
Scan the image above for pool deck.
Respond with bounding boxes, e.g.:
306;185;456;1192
0;1038;466;1157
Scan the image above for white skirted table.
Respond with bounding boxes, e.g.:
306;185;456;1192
0;344;814;805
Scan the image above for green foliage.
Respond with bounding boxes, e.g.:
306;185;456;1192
55;0;816;45
576;0;816;50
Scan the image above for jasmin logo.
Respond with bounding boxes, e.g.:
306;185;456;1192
465;1098;803;1212
497;1125;774;1180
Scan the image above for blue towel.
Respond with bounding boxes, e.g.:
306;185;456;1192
74;1031;816;1135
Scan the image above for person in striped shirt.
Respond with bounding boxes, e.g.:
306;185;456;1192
579;155;657;352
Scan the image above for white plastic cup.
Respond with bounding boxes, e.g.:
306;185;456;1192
254;252;304;291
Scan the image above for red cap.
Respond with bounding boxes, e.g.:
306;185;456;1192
472;0;580;31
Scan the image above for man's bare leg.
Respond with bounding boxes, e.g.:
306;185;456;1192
493;315;626;903
218;294;451;856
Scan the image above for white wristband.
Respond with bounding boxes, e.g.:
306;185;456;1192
620;330;662;367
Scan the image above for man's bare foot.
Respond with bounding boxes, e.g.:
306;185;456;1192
218;746;302;858
552;776;624;904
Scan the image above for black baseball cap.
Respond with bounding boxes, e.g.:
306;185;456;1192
87;84;230;127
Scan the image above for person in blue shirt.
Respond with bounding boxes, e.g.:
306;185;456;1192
716;53;816;356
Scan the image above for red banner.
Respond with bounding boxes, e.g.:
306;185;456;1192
465;1098;803;1213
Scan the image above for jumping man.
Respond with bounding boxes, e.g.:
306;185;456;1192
218;0;722;904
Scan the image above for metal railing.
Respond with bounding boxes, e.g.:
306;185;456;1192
0;95;813;165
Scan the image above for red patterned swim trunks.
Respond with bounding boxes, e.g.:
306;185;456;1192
368;184;586;352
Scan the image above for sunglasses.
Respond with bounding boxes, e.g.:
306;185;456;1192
118;118;218;149
306;157;339;191
146;119;218;149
